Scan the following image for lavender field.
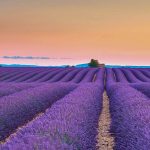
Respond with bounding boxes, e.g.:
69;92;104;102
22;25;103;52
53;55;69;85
0;67;150;150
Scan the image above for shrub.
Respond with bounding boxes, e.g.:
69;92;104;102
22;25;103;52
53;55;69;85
88;59;100;67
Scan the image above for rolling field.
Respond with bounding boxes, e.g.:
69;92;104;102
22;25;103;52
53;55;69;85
0;67;149;150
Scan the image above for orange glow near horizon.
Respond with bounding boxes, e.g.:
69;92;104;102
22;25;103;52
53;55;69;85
0;1;150;66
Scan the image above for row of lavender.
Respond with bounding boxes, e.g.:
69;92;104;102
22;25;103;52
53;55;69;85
0;67;150;149
0;67;149;84
0;68;105;149
1;83;104;150
106;68;150;150
0;83;77;141
106;68;150;84
0;68;104;98
0;67;105;84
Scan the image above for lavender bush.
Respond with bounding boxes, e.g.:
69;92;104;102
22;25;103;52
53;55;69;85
59;69;82;82
94;68;105;85
0;72;22;81
46;68;73;83
106;68;117;90
13;70;44;82
0;83;77;141
107;84;150;150
140;70;150;78
130;69;150;82
0;83;40;98
121;69;142;83
3;72;31;82
80;68;98;83
70;69;89;83
113;68;129;83
24;70;54;82
131;83;150;98
35;69;62;82
1;83;103;150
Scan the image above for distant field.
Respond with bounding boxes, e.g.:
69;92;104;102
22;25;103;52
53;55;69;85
0;67;150;150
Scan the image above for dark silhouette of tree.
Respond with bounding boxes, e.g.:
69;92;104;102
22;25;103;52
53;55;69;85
88;59;105;68
88;59;100;67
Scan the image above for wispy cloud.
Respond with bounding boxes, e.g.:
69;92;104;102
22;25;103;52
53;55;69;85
0;56;73;60
1;56;50;59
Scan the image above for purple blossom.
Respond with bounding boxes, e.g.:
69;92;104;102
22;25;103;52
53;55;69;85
94;68;105;84
107;84;150;150
70;69;89;83
113;68;129;83
34;69;63;82
131;83;150;98
1;83;103;150
59;69;82;82
0;83;40;98
46;68;73;83
79;68;98;83
0;83;76;141
121;69;142;83
129;69;150;82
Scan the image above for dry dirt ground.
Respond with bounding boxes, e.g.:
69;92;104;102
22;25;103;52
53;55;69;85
97;91;114;150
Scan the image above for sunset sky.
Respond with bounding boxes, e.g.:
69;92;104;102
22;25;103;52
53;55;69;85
0;0;150;66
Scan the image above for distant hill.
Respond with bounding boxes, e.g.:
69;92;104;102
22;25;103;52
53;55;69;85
105;65;150;68
0;64;70;68
75;63;89;68
75;64;150;68
0;63;89;68
0;63;150;68
0;64;39;67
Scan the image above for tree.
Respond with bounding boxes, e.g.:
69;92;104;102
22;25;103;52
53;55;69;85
88;59;100;67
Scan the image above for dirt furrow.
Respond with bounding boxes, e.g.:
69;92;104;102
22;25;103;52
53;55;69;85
97;91;114;150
